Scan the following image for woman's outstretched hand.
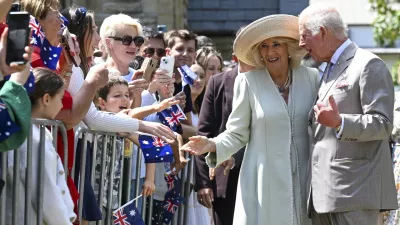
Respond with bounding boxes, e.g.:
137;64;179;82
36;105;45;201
180;136;216;155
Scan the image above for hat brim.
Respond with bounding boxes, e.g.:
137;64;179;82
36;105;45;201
233;14;300;67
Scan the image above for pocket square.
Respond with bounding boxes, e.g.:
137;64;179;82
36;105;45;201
336;80;349;88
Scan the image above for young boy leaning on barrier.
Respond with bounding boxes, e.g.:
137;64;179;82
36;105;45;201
93;73;187;211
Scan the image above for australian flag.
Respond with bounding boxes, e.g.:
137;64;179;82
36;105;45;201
178;65;197;87
156;105;186;134
40;38;63;70
29;15;45;48
138;134;174;163
162;174;183;225
113;200;145;225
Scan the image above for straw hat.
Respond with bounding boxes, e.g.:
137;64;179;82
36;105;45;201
233;14;301;68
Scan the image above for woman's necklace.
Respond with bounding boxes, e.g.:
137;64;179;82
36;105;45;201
275;69;292;95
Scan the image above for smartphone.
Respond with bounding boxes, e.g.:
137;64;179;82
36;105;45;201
6;12;30;65
140;57;158;82
59;27;81;67
157;25;167;33
159;56;175;78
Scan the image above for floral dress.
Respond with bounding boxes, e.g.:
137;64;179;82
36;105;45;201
383;92;400;224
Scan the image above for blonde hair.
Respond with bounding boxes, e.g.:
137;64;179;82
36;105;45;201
99;13;143;53
252;37;306;69
195;46;223;70
21;0;59;19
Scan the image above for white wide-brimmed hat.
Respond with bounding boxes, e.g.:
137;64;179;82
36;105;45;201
233;14;302;68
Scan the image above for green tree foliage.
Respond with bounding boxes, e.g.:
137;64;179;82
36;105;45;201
368;0;400;47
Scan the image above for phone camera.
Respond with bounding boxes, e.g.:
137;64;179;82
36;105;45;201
163;59;167;63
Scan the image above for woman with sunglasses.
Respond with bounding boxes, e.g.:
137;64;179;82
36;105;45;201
99;13;149;109
61;8;177;221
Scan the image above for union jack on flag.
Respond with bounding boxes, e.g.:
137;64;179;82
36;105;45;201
165;175;177;190
29;15;44;48
165;105;186;126
152;136;166;148
113;198;145;225
163;199;179;214
157;105;186;134
139;134;174;163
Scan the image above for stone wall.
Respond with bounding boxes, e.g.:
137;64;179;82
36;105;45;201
61;0;188;31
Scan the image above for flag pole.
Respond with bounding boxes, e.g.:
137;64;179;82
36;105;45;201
112;194;143;214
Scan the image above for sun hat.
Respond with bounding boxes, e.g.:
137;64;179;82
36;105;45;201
233;14;301;68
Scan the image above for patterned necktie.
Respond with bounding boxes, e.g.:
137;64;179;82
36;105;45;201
324;62;334;81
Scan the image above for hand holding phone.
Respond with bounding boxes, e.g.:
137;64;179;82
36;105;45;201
140;57;158;83
59;27;81;67
0;26;31;79
159;56;174;78
6;11;30;65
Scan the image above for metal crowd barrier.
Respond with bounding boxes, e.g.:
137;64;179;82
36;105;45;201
0;118;68;225
0;121;195;225
73;128;194;225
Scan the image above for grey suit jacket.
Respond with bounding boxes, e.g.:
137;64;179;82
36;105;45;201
308;42;398;214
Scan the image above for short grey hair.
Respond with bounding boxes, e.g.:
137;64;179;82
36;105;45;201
300;4;348;39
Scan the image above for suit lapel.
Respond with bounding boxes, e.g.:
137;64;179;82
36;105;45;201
224;66;238;112
318;43;358;102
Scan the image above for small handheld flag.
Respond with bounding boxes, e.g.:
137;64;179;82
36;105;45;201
138;134;174;163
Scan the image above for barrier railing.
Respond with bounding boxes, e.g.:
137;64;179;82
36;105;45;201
1;121;194;225
0;118;68;225
73;127;194;225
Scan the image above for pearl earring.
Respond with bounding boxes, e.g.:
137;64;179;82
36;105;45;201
289;55;291;59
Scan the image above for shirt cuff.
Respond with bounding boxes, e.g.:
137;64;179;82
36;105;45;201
336;115;344;138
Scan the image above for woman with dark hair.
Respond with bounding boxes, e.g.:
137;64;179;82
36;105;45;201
61;5;100;76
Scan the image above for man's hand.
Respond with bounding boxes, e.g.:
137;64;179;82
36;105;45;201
314;95;341;128
197;188;214;208
148;69;173;94
138;120;176;142
174;91;186;110
85;64;109;88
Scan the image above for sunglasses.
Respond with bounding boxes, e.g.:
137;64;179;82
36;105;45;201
109;35;144;47
75;7;87;25
143;47;166;57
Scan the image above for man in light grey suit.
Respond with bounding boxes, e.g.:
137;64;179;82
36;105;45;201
299;4;398;225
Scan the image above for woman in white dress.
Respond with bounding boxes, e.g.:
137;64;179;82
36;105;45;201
7;68;76;225
185;64;212;225
182;15;319;225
